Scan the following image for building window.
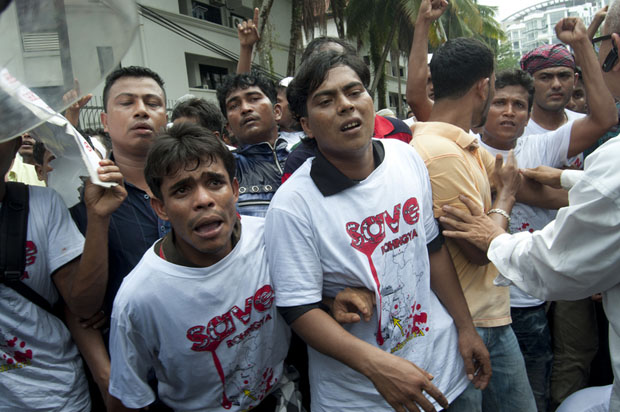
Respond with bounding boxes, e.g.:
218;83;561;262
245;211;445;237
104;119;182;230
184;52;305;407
390;60;404;77
199;64;228;90
191;1;222;25
389;92;399;109
185;53;234;90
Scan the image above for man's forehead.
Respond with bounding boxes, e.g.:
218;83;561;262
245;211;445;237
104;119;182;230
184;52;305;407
226;85;266;102
534;66;574;76
164;157;226;182
312;65;362;93
109;76;165;97
495;85;529;100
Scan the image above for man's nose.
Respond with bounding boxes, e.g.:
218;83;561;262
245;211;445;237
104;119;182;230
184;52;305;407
194;185;215;209
337;95;354;114
134;99;148;117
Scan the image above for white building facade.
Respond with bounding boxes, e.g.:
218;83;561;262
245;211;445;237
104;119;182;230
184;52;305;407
504;0;609;59
3;0;412;128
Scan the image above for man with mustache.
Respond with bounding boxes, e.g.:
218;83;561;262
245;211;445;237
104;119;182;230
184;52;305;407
521;44;584;138
69;66;171;406
410;31;539;410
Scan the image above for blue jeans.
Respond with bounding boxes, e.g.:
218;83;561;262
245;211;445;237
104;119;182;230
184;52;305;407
511;305;553;412
447;325;536;412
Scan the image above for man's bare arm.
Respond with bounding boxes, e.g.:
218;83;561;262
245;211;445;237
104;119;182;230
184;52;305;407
236;8;259;74
290;308;448;412
587;6;608;41
65;308;111;405
515;177;568;209
406;0;447;122
53;160;126;318
559;17;618;157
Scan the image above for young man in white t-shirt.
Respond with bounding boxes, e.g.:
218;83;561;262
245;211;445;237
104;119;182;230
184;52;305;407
519;44;586;137
105;123;290;411
265;51;491;412
106;123;368;411
0;136;127;410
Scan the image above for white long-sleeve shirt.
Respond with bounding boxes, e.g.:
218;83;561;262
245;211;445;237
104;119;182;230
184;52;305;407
487;134;620;411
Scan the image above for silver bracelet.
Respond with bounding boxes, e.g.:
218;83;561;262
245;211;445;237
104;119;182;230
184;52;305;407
487;208;511;226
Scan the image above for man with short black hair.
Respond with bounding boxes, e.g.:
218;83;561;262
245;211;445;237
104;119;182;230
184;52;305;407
171;96;225;139
69;65;171;405
521;44;583;136
216;71;287;217
106;123;292;411
72;65;169;317
267;50;490;412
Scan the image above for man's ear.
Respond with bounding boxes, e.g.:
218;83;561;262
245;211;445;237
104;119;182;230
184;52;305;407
150;197;169;221
231;177;239;203
101;111;109;133
477;77;490;100
573;72;579;87
300;117;315;139
273;103;283;123
34;164;44;182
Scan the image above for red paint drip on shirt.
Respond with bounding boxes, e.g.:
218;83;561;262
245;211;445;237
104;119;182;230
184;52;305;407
211;351;232;409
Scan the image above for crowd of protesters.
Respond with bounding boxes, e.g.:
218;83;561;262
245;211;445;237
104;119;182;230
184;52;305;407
3;0;620;411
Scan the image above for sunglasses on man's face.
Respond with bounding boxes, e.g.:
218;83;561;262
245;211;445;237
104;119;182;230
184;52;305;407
592;34;618;72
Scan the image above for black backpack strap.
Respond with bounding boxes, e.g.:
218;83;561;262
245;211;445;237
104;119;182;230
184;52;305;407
0;183;55;315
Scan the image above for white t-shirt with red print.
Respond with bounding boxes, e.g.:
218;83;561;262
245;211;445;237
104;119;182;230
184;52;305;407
0;186;90;411
525;110;585;169
265;139;468;411
478;120;572;307
108;216;290;411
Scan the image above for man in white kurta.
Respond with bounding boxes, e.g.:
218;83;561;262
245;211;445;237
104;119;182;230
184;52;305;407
442;110;620;412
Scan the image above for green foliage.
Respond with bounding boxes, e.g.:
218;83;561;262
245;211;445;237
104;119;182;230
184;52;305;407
496;41;520;71
343;0;507;106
